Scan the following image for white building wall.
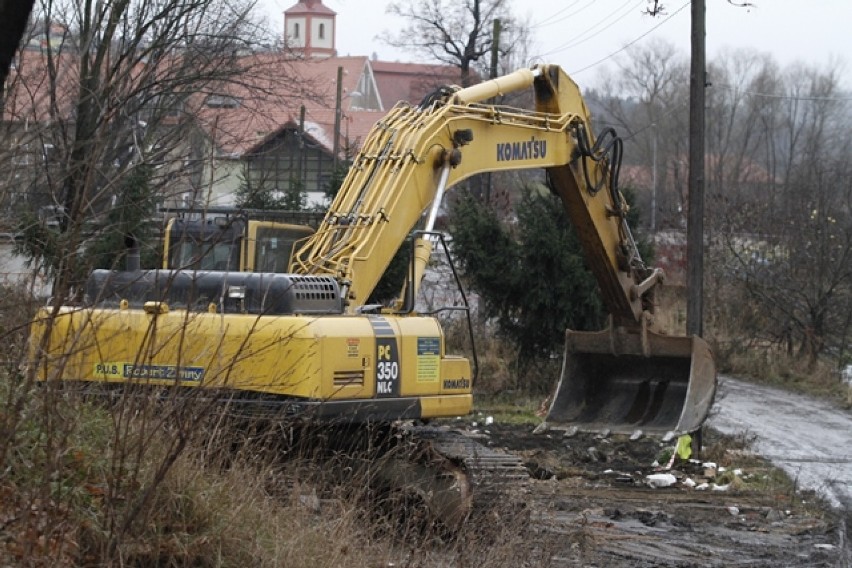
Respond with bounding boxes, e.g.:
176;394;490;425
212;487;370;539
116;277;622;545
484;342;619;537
311;17;334;50
286;16;306;48
0;236;51;297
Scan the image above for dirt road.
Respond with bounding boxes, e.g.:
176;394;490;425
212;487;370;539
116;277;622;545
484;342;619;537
709;376;852;511
474;375;852;567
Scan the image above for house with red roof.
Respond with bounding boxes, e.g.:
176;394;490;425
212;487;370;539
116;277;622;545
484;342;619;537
184;0;469;208
1;0;467;212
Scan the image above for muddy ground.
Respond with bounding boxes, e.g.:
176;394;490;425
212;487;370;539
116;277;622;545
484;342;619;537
454;420;847;567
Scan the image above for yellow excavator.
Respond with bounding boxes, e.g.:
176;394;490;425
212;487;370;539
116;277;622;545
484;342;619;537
29;64;715;442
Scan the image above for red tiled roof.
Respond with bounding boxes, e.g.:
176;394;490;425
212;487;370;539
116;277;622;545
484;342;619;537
284;0;336;16
3;47;465;161
3;49;81;123
193;54;372;156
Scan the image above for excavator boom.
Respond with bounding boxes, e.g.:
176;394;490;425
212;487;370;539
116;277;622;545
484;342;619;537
290;64;716;434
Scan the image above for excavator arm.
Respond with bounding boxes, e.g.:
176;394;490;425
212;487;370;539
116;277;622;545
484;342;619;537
293;64;715;434
292;66;650;317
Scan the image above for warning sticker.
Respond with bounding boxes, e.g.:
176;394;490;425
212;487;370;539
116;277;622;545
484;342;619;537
346;337;360;358
416;337;440;383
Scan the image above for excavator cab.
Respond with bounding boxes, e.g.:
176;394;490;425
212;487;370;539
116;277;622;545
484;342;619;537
546;327;716;435
162;208;316;273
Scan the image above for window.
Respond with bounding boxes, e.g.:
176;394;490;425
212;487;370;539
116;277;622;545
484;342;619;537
293;23;300;39
205;95;240;108
318;23;325;39
254;226;314;273
171;240;238;271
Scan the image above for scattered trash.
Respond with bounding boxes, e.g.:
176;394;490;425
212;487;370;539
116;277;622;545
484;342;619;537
630;430;643;441
298;490;320;513
645;473;677;488
562;426;579;438
675;434;693;460
695;482;710;490
662;431;676;443
841;364;852;385
726;506;740;516
683;478;697;488
814;543;835;550
587;447;603;462
711;483;731;492
733;468;743;476
484;415;494;426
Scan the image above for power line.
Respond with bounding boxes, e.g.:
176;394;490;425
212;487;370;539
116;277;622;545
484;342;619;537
566;1;691;76
537;0;645;57
714;83;852;102
528;1;594;30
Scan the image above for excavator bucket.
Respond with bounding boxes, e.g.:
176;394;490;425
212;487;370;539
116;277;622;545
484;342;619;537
546;327;716;435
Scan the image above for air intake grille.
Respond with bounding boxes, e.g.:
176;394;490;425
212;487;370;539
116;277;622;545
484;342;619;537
333;370;365;387
292;276;340;302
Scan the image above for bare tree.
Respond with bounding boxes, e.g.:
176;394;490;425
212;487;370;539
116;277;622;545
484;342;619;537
0;0;317;561
596;39;690;229
0;0;36;100
1;0;294;298
717;63;852;366
381;0;522;86
594;40;851;368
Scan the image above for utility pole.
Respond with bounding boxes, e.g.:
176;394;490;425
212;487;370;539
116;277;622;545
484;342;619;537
485;18;501;204
687;0;706;338
651;123;657;233
298;104;306;188
333;65;343;171
489;19;501;80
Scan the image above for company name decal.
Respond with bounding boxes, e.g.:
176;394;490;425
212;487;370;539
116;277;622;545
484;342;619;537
443;378;471;390
496;138;547;162
94;362;205;382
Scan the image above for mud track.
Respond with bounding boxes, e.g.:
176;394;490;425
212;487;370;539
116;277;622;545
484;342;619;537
453;376;851;567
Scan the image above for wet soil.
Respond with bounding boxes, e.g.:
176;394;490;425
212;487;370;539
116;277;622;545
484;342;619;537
456;420;846;567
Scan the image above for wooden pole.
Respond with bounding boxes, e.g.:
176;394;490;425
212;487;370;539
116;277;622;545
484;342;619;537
687;0;706;338
333;66;343;171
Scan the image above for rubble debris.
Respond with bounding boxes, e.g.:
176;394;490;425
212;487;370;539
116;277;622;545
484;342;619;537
645;473;677;488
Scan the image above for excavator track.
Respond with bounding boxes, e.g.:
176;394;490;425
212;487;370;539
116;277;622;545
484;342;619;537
398;424;531;524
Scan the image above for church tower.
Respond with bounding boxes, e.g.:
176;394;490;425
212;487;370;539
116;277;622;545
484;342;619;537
284;0;337;58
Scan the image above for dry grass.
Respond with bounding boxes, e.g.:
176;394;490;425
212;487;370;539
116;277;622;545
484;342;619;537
1;280;546;566
442;317;520;394
1;379;556;567
718;345;850;406
657;281;850;407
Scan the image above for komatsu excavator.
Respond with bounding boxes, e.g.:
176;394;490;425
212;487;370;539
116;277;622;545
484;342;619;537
29;65;716;510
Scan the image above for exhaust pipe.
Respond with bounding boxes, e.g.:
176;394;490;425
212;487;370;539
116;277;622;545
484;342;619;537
125;233;140;271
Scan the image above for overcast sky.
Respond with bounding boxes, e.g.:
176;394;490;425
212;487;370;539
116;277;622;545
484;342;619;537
262;1;851;88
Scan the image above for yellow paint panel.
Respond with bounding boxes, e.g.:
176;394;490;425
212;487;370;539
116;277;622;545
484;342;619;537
420;394;473;419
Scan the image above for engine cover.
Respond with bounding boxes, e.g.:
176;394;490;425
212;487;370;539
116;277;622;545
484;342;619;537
85;269;343;315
